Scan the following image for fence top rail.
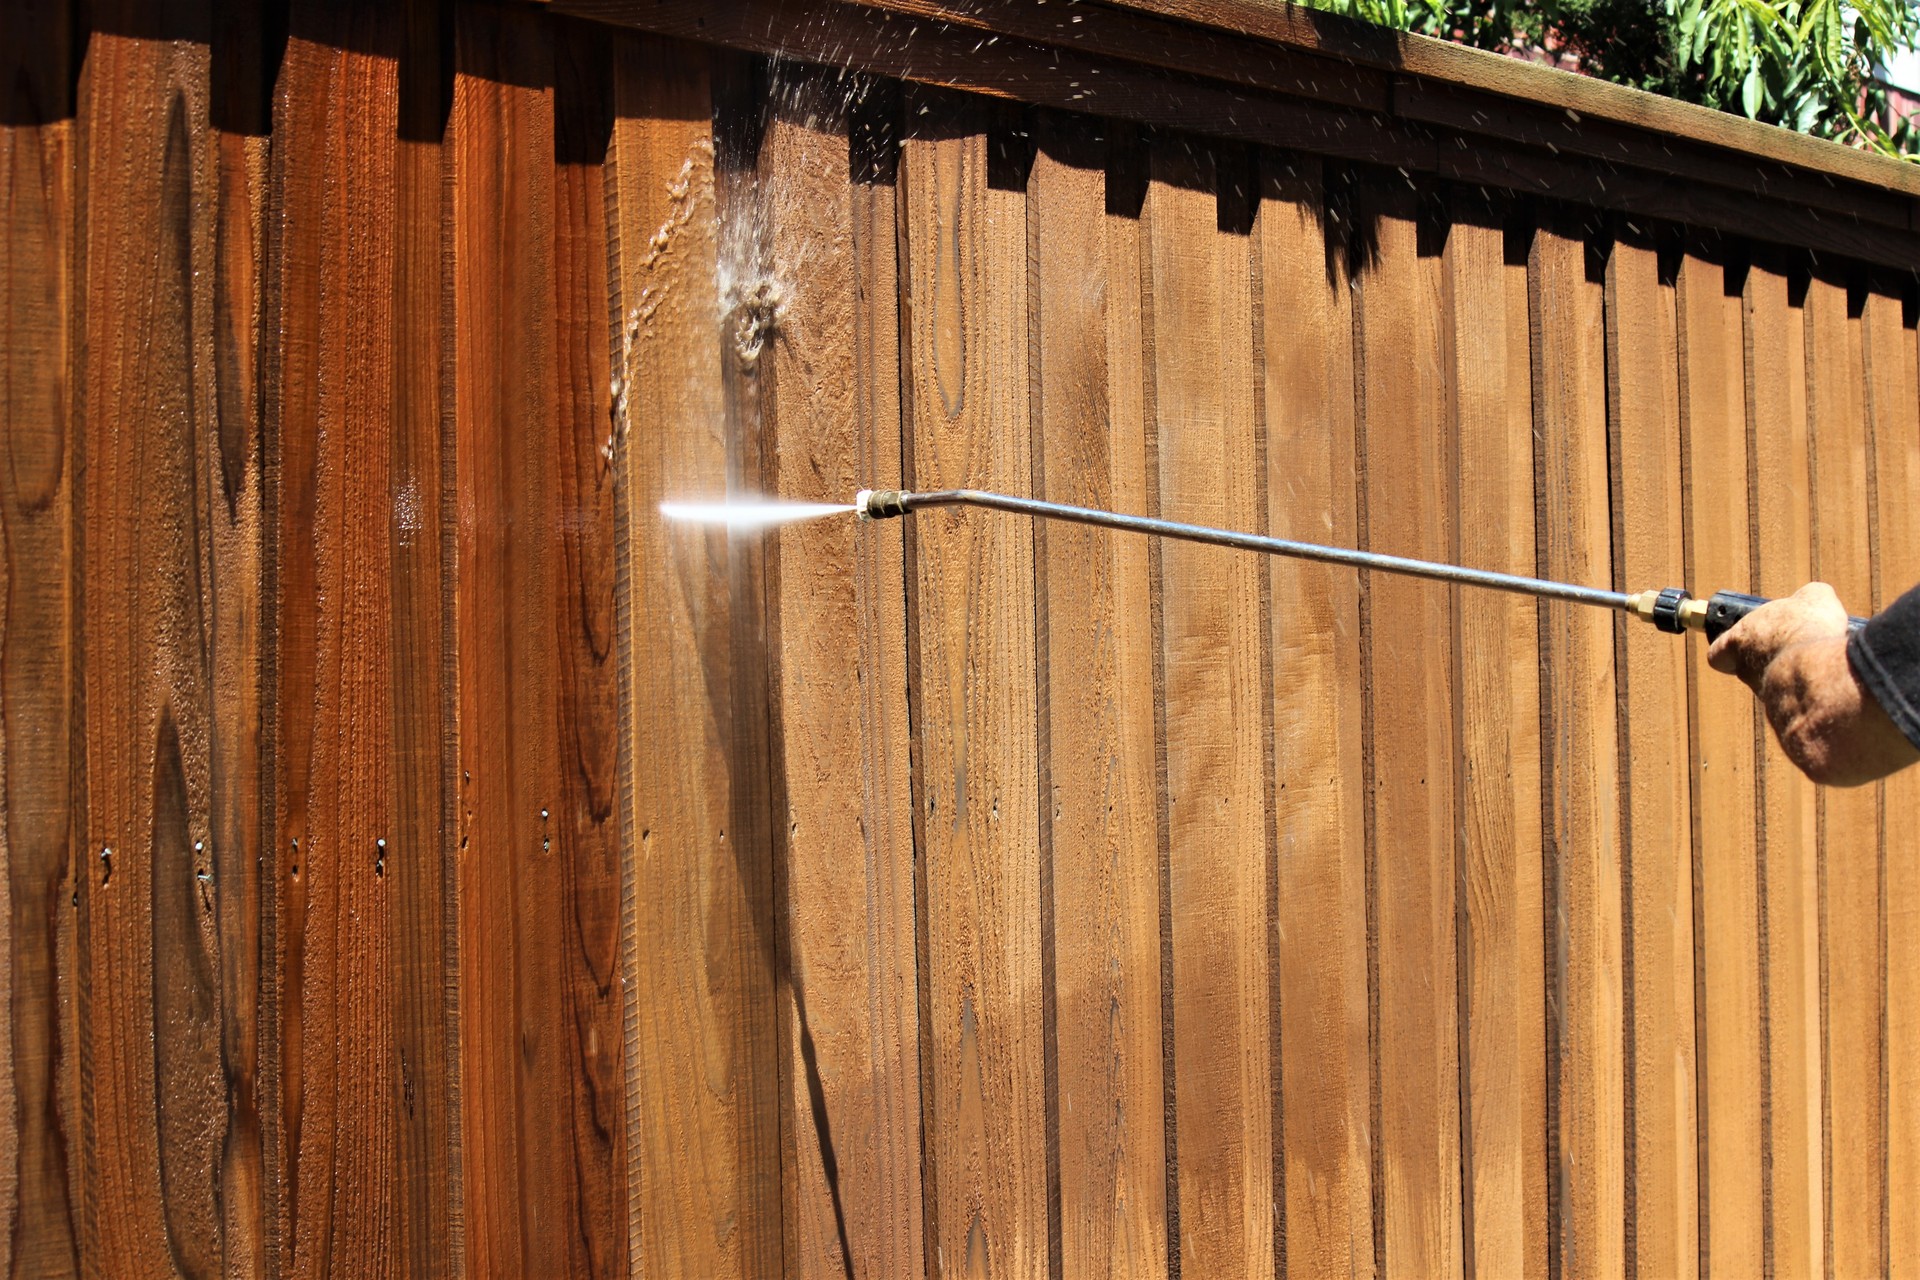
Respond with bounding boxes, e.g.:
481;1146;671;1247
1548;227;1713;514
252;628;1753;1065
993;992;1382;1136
551;0;1920;265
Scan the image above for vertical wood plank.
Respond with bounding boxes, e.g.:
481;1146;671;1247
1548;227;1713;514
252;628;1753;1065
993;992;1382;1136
1531;215;1625;1280
0;0;79;1272
755;69;926;1280
1352;175;1460;1280
269;13;410;1273
609;36;782;1278
1605;236;1698;1280
1029;112;1167;1280
1863;287;1920;1278
388;1;460;1273
208;5;274;1274
899;89;1048;1280
1448;194;1546;1280
1258;155;1374;1280
1805;273;1880;1279
77;17;244;1275
1676;247;1763;1277
1746;261;1823;1280
552;22;628;1280
1143;136;1272;1280
455;7;629;1274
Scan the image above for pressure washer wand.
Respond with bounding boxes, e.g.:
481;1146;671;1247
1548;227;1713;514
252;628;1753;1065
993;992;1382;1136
855;488;1866;642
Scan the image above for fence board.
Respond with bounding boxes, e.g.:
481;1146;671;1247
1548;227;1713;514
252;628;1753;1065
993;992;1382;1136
1144;137;1272;1280
1448;194;1547;1280
608;34;784;1279
1606;235;1698;1280
0;0;78;1272
899;91;1049;1280
756;71;926;1280
1676;247;1763;1277
1030;113;1168;1280
1531;214;1624;1280
1353;175;1461;1280
1746;260;1823;1280
1258;155;1375;1280
1805;273;1881;1280
76;21;240;1275
1864;288;1920;1279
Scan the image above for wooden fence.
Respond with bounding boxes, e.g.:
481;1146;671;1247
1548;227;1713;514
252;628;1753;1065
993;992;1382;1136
5;0;1920;1275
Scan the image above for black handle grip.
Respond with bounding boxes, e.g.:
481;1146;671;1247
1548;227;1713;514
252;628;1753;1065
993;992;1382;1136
1702;590;1870;642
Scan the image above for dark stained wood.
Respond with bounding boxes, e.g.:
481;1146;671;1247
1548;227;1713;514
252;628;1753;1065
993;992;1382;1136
76;19;238;1275
1447;193;1546;1280
1862;288;1920;1277
1605;235;1699;1280
269;11;430;1273
1352;175;1461;1279
1745;259;1823;1280
386;0;460;1273
898;89;1049;1280
0;0;79;1273
755;69;926;1280
1804;273;1881;1280
1531;216;1624;1280
1675;247;1763;1276
1028;113;1168;1280
608;35;783;1278
1256;154;1374;1280
453;6;627;1274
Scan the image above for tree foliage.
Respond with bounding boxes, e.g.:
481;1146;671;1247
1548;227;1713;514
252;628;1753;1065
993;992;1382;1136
1308;0;1920;155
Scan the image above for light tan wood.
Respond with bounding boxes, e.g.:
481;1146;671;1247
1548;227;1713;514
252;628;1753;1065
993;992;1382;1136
1605;236;1699;1280
1353;177;1462;1279
1448;198;1546;1280
1863;288;1920;1278
1745;260;1824;1280
1030;114;1168;1280
757;70;927;1280
1805;274;1882;1280
1143;138;1272;1280
1676;249;1764;1276
1258;154;1375;1280
898;91;1050;1280
609;38;783;1278
1531;216;1625;1280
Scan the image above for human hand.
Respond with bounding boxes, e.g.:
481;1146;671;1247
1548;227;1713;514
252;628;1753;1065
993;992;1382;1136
1708;581;1915;786
1706;581;1850;692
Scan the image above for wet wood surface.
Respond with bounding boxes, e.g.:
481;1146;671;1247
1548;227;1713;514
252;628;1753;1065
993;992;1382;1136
12;2;1920;1276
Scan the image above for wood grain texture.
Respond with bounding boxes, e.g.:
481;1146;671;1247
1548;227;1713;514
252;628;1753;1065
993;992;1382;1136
1675;247;1763;1278
1142;137;1272;1280
1258;155;1374;1280
1447;194;1546;1280
899;90;1048;1280
1862;287;1920;1280
608;35;782;1279
1804;273;1881;1280
1605;235;1699;1280
453;7;627;1274
754;69;926;1280
1352;176;1461;1280
269;13;413;1273
1530;215;1624;1280
1744;260;1823;1280
1029;113;1167;1280
0;0;79;1273
386;0;461;1273
76;18;248;1276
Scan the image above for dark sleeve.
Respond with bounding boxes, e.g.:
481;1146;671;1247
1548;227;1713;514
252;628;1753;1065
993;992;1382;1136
1847;581;1920;751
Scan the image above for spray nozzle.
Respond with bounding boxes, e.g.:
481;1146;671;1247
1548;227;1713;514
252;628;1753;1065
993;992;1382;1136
855;489;910;521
